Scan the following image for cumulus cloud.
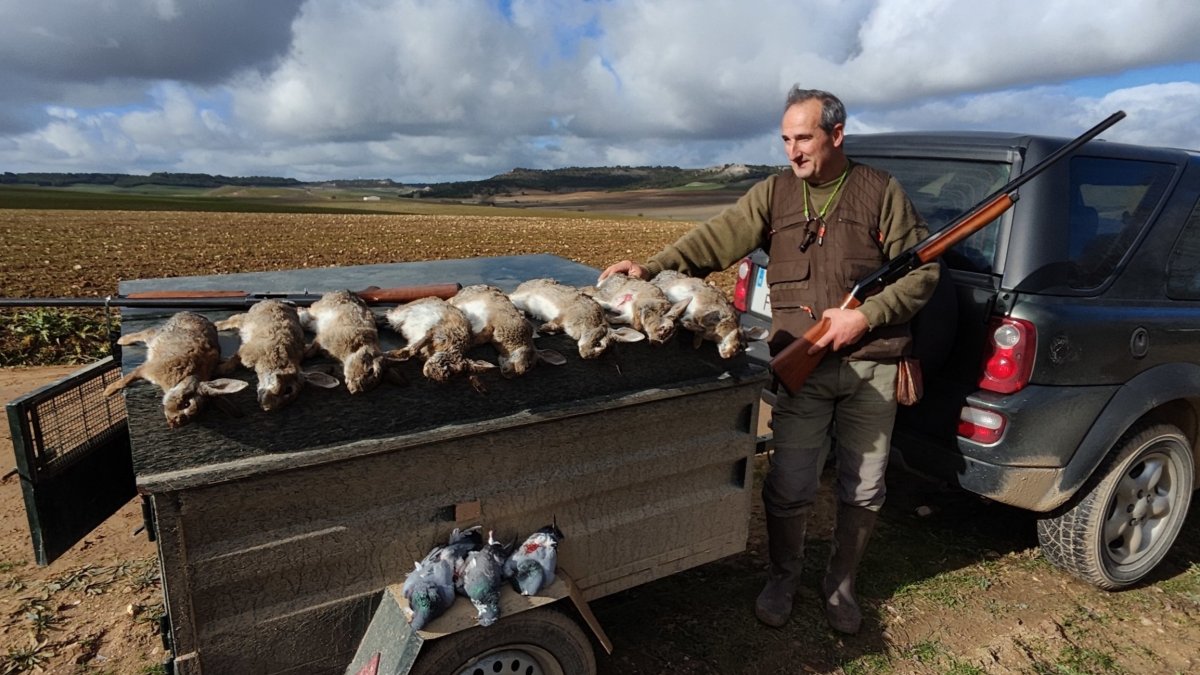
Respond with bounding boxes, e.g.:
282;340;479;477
838;2;1200;101
0;0;1198;181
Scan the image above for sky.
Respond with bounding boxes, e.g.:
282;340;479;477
2;0;1199;183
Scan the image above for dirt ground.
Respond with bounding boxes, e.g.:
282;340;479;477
2;200;1199;673
1;366;163;674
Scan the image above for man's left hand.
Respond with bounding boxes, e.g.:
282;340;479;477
809;308;869;354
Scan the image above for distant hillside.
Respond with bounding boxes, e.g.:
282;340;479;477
417;164;782;198
1;171;303;189
1;164;782;197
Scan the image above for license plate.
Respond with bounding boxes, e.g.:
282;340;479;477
749;266;771;316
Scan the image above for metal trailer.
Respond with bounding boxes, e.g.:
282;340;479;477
8;254;768;674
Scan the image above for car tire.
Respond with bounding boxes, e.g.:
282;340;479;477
1036;421;1194;589
409;606;596;675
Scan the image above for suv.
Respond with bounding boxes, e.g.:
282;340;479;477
734;130;1200;589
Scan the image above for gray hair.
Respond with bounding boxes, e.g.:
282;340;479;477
784;87;846;133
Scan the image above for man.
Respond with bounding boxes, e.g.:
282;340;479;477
599;88;938;633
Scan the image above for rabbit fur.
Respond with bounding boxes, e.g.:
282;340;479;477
509;278;644;359
298;290;399;393
103;311;248;428
385;296;497;385
448;284;566;377
650;270;767;358
585;272;689;345
214;299;339;411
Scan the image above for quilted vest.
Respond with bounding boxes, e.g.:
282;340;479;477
765;162;911;360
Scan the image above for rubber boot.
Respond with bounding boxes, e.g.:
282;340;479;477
755;513;807;627
822;503;878;634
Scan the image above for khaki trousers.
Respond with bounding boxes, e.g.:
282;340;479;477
764;358;898;517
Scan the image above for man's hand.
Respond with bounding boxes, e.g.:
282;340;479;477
598;260;650;282
808;308;869;354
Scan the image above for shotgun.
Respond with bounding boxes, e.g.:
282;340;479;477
0;283;463;309
769;110;1127;396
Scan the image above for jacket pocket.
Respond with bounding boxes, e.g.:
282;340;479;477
766;259;810;308
832;217;886;291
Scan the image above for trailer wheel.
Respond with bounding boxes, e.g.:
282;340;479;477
410;606;596;675
1037;422;1194;589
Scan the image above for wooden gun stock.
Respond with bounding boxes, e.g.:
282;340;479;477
769;296;862;397
768;111;1126;396
351;283;462;304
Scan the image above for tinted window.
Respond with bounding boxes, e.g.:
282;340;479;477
1067;157;1175;289
1166;198;1200;299
859;157;1010;273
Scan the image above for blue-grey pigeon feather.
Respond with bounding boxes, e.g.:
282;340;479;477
503;523;565;596
402;527;482;631
458;530;512;626
400;545;456;631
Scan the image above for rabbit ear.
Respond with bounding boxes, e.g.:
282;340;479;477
610;327;645;343
301;369;340;389
665;298;692;322
536;349;567;366
467;359;498;374
213;313;247;331
115;326;160;346
199;378;249;396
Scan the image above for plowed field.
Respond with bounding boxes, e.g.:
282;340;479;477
0;209;734;300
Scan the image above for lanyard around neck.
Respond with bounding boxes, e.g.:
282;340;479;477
803;165;850;221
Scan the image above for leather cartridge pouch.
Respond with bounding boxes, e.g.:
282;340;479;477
896;356;923;406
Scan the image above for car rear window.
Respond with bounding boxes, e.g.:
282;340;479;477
856;156;1010;274
1067;156;1175;289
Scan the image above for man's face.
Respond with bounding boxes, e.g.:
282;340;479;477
781;98;845;183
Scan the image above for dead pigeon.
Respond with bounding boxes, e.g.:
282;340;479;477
401;528;482;633
400;544;456;631
503;523;565;596
457;530;513;626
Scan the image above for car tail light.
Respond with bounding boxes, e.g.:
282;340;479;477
978;317;1036;394
733;258;752;312
958;406;1006;444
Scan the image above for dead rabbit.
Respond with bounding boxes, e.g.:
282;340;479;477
651;270;768;358
298;290;402;393
104;311;248;428
585;272;689;345
385;296;498;390
509;278;644;359
215;299;339;411
448;284;566;377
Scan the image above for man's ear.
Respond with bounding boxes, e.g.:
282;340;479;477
831;122;845;148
